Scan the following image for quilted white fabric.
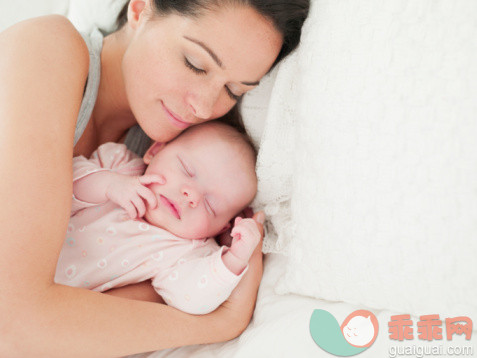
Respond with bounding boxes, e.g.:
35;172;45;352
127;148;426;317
272;0;477;319
244;54;300;254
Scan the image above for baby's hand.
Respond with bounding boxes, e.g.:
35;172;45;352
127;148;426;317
105;173;165;219
229;217;262;264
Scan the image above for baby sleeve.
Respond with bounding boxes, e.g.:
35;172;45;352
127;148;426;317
71;142;146;214
151;246;248;315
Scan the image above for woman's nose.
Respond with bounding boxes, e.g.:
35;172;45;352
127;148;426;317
187;85;220;120
182;185;201;208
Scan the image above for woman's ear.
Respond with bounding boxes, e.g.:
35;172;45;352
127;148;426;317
127;0;150;29
143;141;165;164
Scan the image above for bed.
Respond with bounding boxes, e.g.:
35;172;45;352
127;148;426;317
1;0;476;357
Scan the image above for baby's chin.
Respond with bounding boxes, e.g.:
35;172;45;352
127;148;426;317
142;210;169;232
142;210;213;240
167;224;218;240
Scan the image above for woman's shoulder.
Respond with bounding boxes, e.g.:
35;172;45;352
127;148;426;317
0;15;89;81
0;15;91;143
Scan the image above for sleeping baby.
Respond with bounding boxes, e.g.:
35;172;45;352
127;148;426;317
55;121;261;314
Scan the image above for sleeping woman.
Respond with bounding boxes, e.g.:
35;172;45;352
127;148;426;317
0;0;309;356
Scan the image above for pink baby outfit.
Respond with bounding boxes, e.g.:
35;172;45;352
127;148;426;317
54;143;246;315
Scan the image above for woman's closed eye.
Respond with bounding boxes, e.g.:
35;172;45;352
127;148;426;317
184;57;242;101
184;57;206;75
225;87;241;101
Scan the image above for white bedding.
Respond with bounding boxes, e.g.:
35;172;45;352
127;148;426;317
129;253;477;358
0;0;68;31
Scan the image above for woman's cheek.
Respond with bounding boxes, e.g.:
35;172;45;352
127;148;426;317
213;93;237;120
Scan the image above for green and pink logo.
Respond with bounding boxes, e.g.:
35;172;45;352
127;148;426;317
310;309;379;356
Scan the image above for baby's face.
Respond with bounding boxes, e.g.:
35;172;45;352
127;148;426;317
142;128;257;239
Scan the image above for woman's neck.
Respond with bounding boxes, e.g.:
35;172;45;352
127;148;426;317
92;29;136;143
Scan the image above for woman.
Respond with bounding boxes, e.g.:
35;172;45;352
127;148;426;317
0;0;308;356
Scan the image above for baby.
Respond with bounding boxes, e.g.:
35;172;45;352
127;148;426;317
55;121;261;315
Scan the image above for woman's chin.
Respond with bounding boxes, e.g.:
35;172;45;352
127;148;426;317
139;118;182;144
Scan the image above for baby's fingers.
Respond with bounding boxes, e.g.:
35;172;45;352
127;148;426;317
131;195;147;218
123;201;138;219
137;186;157;209
234;218;260;232
232;220;261;241
139;174;166;186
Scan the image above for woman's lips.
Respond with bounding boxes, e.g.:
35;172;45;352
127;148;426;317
161;101;191;129
159;195;181;219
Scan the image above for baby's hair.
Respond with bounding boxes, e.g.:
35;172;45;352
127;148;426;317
176;121;258;167
215;122;258;165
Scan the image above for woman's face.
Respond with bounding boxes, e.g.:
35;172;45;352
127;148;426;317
122;1;283;143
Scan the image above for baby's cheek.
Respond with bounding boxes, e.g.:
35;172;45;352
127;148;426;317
195;221;211;238
188;215;215;239
144;209;164;229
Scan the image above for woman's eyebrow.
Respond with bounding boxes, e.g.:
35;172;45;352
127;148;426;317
184;36;223;68
183;36;261;87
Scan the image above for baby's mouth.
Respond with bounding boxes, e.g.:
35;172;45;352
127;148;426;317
159;195;181;219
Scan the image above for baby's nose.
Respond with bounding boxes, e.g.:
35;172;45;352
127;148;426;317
182;186;200;208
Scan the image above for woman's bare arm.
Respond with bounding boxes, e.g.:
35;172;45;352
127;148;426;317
105;280;166;303
0;16;262;357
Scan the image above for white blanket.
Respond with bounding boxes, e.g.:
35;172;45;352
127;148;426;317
129;254;477;357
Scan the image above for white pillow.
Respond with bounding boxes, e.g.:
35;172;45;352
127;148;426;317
67;0;127;33
241;68;278;148
275;0;477;321
0;0;69;32
248;53;300;254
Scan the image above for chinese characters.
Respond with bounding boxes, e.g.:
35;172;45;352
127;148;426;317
388;314;472;342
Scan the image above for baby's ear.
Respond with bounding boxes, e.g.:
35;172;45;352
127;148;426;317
143;142;165;164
